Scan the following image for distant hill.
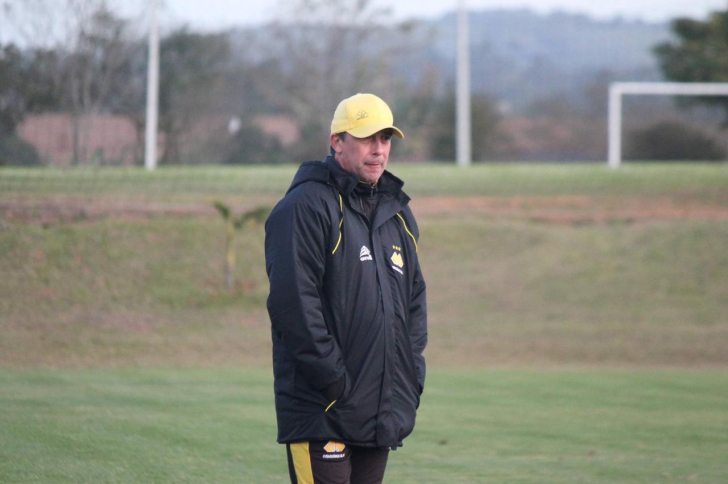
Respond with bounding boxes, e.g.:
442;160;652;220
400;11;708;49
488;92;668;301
400;8;672;111
237;8;672;113
229;8;681;160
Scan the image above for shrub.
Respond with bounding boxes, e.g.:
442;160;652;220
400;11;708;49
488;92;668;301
223;123;287;165
0;135;42;166
626;121;726;162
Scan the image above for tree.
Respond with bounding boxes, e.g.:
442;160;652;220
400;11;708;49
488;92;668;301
0;44;62;165
0;45;27;136
654;9;728;122
0;44;61;136
268;0;404;160
428;93;504;162
158;29;232;164
5;1;145;164
63;2;140;164
223;122;286;165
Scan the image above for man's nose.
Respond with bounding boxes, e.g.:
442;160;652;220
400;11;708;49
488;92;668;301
372;138;385;154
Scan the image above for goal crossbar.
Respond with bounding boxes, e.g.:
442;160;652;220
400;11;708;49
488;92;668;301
608;82;728;168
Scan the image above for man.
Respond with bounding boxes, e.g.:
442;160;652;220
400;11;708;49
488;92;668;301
265;93;427;484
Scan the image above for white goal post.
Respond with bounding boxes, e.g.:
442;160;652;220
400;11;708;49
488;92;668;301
608;82;728;169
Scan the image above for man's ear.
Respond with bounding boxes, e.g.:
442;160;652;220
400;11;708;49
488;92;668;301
330;133;342;154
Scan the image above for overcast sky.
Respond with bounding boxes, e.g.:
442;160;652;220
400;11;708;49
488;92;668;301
147;0;727;31
2;0;726;46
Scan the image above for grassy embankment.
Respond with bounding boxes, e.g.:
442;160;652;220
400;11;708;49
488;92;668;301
1;164;727;368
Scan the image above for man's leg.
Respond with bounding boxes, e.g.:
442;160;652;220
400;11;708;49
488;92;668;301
286;441;351;484
349;446;389;484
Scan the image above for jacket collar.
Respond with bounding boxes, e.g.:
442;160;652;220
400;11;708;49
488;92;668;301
323;155;406;198
324;156;411;229
324;156;359;196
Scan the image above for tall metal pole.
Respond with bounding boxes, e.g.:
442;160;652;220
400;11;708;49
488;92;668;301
145;0;160;171
607;84;622;169
456;0;472;167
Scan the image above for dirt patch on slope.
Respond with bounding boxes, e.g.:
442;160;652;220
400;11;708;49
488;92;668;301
2;195;728;226
410;196;728;224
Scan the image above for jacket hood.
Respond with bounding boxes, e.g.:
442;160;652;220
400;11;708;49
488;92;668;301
287;160;330;194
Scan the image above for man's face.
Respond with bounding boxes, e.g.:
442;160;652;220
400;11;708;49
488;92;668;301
330;129;393;184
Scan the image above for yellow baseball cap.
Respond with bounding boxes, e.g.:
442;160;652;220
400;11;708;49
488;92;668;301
331;93;404;139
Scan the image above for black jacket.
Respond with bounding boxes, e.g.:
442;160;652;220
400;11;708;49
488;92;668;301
265;156;427;449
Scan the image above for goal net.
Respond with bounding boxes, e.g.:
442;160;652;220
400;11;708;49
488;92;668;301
608;82;728;168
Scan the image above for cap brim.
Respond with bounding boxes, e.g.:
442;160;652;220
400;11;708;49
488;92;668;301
347;123;404;139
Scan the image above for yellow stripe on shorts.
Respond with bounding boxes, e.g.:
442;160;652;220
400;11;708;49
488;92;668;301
290;442;314;484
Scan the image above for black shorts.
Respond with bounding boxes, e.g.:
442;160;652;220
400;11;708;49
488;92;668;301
286;440;389;484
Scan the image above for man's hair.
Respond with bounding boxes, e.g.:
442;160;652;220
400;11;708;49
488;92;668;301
330;132;347;156
330;129;395;157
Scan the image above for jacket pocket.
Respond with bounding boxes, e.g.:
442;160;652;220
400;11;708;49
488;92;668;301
293;365;329;406
323;372;351;413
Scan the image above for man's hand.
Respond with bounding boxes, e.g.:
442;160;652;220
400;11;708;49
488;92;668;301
322;374;346;406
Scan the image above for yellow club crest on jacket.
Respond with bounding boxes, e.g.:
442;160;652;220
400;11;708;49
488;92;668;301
391;251;404;269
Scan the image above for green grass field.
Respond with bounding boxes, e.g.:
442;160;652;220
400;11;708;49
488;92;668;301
1;164;727;482
1;369;727;484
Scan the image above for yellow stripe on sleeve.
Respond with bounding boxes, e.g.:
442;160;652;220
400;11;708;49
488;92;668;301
396;213;418;253
332;194;343;255
332;232;342;255
290;442;314;484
